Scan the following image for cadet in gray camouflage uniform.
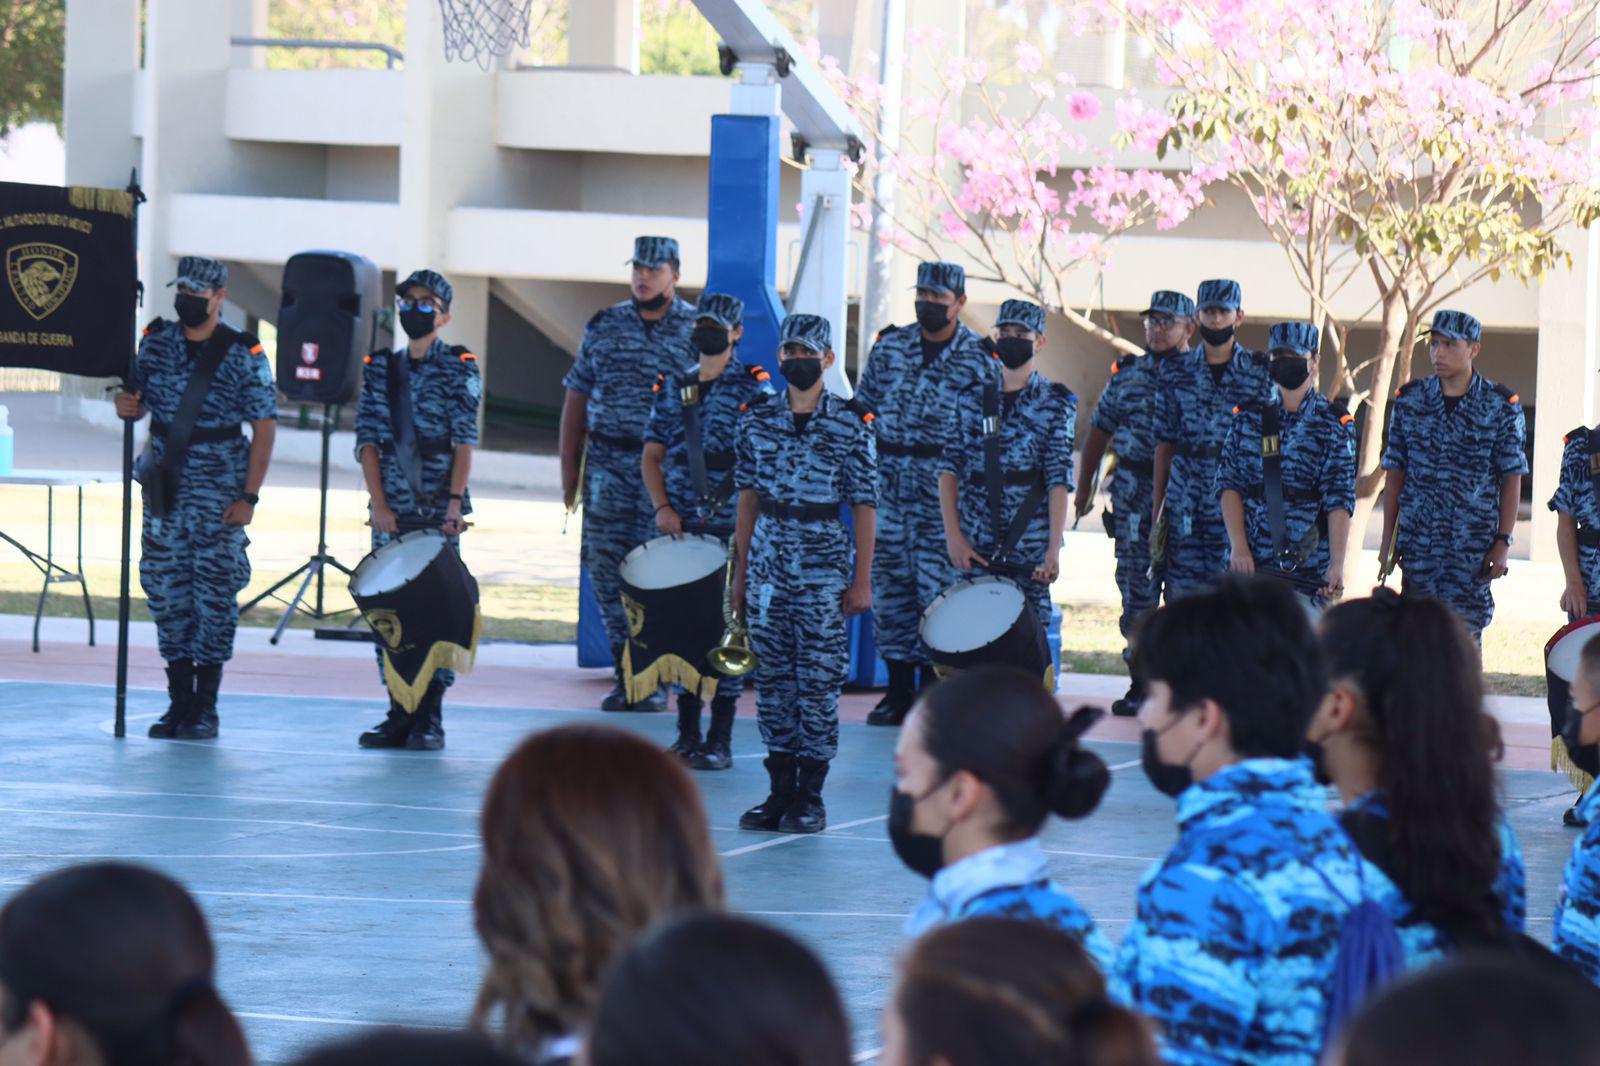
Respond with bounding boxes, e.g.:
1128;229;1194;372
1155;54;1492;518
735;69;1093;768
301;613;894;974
116;256;277;741
1380;310;1527;640
731;314;877;835
560;236;696;712
938;299;1075;635
353;269;481;751
643;292;775;770
855;261;993;726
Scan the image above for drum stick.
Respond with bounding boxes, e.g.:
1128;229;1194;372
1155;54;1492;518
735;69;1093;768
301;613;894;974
564;439;589;535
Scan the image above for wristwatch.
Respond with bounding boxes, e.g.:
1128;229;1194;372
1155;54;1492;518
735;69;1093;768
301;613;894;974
447;492;465;501
241;492;260;506
1491;532;1512;547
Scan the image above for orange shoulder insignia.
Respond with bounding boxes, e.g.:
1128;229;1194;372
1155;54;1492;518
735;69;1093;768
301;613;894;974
1340;413;1355;425
863;411;875;424
1232;405;1241;415
459;350;476;362
1508;393;1519;405
363;353;374;365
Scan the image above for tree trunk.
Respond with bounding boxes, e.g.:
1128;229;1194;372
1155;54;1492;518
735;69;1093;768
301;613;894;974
1342;289;1411;569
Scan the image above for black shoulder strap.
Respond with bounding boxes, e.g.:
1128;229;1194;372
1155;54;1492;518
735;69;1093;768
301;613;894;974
1261;403;1287;558
1490;380;1515;401
678;372;710;504
386;348;425;504
162;325;237;491
981;378;1007;547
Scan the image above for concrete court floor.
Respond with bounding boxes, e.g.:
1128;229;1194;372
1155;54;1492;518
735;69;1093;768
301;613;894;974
0;676;1585;1065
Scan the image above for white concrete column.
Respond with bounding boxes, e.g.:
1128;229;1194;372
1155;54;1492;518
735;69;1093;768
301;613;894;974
1532;225;1600;562
138;0;235;318
231;0;269;68
63;0;140;189
569;0;638;72
793;149;854;397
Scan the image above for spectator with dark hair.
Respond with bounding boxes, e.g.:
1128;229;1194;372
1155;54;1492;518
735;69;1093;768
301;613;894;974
1333;950;1600;1066
882;917;1157;1066
1311;589;1524;960
1113;576;1402;1066
891;666;1112;964
291;1031;525;1066
0;862;250;1066
586;913;850;1066
1555;633;1600;983
470;725;724;1064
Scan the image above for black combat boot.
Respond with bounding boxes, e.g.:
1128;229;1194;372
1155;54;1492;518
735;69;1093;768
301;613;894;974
738;753;799;831
601;646;668;713
669;692;704;761
690;694;738;771
177;664;222;740
406;680;446;750
358;698;414;749
1111;674;1145;717
866;660;918;727
779;757;830;834
148;659;194;739
916;661;940;695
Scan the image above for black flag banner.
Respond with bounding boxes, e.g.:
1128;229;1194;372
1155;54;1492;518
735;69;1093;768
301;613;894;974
0;180;137;378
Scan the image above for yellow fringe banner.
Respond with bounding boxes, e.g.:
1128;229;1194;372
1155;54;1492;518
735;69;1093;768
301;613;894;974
66;186;135;219
622;644;719;704
381;607;482;713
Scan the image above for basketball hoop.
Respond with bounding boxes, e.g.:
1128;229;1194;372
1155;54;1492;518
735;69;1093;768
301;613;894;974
438;0;534;69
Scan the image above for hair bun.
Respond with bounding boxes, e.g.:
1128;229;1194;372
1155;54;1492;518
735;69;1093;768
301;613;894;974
1046;728;1109;820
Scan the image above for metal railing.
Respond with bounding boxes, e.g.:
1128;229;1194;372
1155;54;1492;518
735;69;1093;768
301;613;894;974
230;37;404;70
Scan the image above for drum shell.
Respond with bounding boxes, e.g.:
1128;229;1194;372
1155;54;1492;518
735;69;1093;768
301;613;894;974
921;578;1051;683
350;530;480;710
619;535;729;702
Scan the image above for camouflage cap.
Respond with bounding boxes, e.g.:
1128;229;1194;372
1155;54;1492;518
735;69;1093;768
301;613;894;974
779;312;831;353
1142;290;1196;318
628;236;680;268
168;256;227;292
395;269;453;309
995;299;1046;334
1423;309;1482;343
695;292;744;328
916;261;966;295
1268;321;1320;356
1196;279;1242;311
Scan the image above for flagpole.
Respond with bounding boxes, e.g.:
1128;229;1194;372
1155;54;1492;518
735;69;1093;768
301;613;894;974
114;169;145;740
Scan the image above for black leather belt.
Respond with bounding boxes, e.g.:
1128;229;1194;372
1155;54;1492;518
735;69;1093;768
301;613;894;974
1117;457;1153;476
380;437;454;458
1175;443;1221;460
968;468;1043;488
1578;526;1600;548
1241;484;1322;504
589;430;644;450
150;419;242;445
704;450;736;471
758;497;839;522
879;441;942;459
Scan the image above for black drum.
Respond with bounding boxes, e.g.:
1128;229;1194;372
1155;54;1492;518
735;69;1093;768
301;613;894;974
921;576;1052;688
619;534;728;703
349;530;480;712
1546;615;1600;785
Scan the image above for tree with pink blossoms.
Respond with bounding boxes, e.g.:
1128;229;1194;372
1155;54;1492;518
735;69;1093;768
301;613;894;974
823;32;1216;355
1086;0;1600;562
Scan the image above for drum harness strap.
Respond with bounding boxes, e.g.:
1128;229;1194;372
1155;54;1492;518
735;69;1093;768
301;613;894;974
678;375;757;515
386;350;463;517
981;379;1048;576
136;324;237;520
1257;402;1322;574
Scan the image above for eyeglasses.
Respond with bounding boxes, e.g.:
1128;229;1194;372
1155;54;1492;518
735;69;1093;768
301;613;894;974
175;284;211;297
398;299;438;313
1142;314;1180;331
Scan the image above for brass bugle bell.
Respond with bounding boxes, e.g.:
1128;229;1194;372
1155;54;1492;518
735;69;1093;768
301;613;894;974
708;625;757;678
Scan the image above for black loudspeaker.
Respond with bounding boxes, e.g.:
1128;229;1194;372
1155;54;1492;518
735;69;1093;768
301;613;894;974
275;250;382;405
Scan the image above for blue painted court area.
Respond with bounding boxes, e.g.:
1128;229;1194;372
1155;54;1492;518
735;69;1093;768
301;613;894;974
0;679;1583;1063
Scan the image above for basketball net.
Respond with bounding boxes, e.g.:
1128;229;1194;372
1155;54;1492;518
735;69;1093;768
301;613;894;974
437;0;535;69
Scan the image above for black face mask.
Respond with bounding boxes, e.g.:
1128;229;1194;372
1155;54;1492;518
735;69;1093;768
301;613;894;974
915;300;952;332
634;292;670;313
1562;706;1592;755
781;356;823;391
1270;355;1312;390
994;336;1035;369
174;293;211;329
1302;737;1332;786
691;324;731;356
1150;345;1184;360
399;308;436;340
888;786;945;879
1140;722;1199;799
1198;323;1235;347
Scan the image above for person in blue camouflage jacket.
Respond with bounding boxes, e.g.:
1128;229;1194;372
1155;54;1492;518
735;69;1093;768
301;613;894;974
855;262;995;727
1555;638;1600;984
1113;577;1404;1066
1380;310;1527;640
642;292;775;771
731;314;876;835
1077;289;1189;716
560;236;697;712
1549;425;1600;826
117;256;277;742
1153;280;1273;600
937;300;1074;637
352;269;481;751
1218;321;1355;609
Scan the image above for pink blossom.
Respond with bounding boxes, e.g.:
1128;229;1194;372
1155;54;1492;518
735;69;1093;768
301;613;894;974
1068;92;1103;122
1015;41;1045;74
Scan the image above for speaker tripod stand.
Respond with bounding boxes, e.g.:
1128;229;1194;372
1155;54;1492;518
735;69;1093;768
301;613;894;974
240;404;357;644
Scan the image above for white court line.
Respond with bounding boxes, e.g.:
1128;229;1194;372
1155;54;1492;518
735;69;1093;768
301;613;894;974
720;815;889;858
854;1050;881;1063
234;1011;454;1031
95;718;509;763
0;780;480;815
0;844;479;861
1107;759;1142;772
0;805;476;838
